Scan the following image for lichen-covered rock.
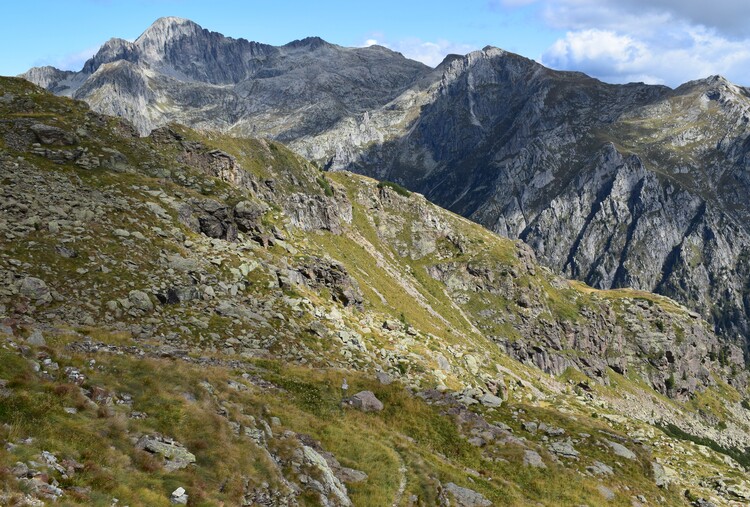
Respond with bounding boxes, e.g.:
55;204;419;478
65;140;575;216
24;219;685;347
30;123;78;145
136;435;196;472
301;445;352;506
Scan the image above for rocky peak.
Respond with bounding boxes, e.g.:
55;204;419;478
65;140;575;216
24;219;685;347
282;36;332;51
134;16;202;46
133;17;206;65
18;66;74;90
82;38;137;74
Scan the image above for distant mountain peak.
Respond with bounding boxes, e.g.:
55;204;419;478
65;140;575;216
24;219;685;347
138;16;199;37
135;16;204;49
283;36;332;50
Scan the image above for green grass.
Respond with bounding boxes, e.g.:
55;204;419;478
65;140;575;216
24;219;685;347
377;180;411;197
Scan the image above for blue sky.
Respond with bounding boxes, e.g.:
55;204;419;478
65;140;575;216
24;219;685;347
4;0;750;87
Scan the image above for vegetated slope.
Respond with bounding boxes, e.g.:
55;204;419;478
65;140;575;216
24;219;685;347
3;78;750;506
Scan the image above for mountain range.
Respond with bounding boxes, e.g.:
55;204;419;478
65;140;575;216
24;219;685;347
7;16;750;506
23;17;750;356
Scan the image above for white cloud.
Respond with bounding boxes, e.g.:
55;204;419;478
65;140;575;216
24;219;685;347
33;45;100;72
542;25;750;86
360;36;476;67
509;0;750;86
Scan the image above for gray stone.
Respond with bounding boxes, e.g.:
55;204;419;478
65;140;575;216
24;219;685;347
345;391;383;412
478;392;503;408
26;330;46;347
597;484;615;501
587;460;614;476
548;439;579;459
18;277;51;303
443;482;492;507
464;354;479;375
171;487;188;505
376;371;393;385
605;440;636;460
11;462;29;478
137;435;196;471
30;123;78;145
522;421;538;434
383;319;401;331
523;450;546;468
302;445;352;506
652;462;669;487
128;290;154;311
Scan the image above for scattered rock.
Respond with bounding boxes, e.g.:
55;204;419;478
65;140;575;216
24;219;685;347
55;244;78;258
26;329;46;347
597;484;616;501
464;354;479;375
652;462;669;487
478;392;502;408
301;445;352;506
587;460;614;476
128;290;154;312
30;123;78;145
18;277;51;303
548;439;579;459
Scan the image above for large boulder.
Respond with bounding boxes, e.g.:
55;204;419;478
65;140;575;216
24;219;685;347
18;277;52;304
128;290;154;312
30;123;78;145
344;391;383;412
136;435;196;472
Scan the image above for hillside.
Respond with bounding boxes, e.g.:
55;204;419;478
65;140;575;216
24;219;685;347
3;79;750;506
22;18;750;355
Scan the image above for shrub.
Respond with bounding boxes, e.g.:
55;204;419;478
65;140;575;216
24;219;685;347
377;180;411;197
665;373;675;392
316;176;334;197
